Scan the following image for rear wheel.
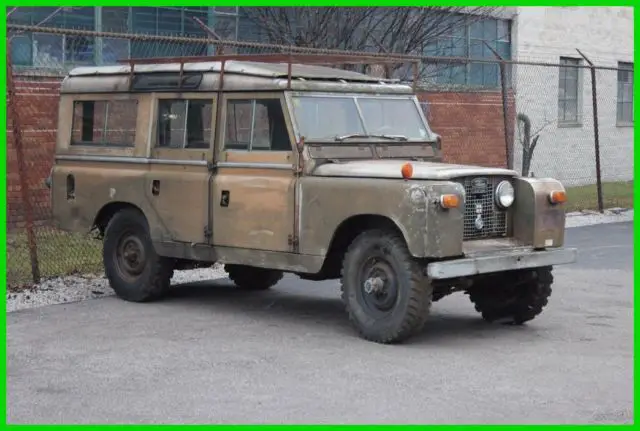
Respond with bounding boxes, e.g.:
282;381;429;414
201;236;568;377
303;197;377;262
467;266;553;324
225;264;283;291
103;208;174;302
340;229;432;344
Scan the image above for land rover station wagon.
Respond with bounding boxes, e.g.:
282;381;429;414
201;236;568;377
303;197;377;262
48;54;577;344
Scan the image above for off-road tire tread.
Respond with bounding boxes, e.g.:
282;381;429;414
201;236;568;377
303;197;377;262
340;229;432;344
468;266;553;324
225;265;284;290
103;208;174;303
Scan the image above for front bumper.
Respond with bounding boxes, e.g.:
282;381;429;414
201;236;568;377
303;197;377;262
426;247;577;280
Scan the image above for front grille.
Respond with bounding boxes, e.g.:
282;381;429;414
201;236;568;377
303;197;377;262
456;176;509;240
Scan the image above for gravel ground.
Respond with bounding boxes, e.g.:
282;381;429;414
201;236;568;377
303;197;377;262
5;208;633;313
6;265;228;313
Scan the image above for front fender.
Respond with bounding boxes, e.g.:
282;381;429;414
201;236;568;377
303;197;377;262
512;177;567;248
298;176;465;258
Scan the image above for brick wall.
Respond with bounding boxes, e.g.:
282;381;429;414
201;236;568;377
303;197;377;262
418;90;514;168
8;76;61;229
7;77;514;228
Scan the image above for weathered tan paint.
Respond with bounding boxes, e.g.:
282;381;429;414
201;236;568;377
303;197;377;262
512;177;566;249
212;167;295;252
50;60;571;280
297;177;465;258
146;163;210;244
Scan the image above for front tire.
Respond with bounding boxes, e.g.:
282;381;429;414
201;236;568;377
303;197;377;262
467;266;553;324
340;229;432;344
103;208;174;302
225;264;283;290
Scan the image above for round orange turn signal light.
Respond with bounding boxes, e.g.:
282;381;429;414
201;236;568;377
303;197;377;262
401;163;413;179
549;190;567;204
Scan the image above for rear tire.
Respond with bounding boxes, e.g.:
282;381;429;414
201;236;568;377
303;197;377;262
225;264;283;290
467;266;553;324
103;208;174;302
340;229;432;344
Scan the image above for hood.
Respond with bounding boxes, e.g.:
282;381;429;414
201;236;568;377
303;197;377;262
312;159;518;180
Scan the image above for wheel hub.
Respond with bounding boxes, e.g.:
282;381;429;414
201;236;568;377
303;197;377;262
359;258;398;313
363;276;385;294
116;234;146;280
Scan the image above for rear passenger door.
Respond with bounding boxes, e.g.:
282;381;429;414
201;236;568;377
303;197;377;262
146;93;216;244
211;93;297;252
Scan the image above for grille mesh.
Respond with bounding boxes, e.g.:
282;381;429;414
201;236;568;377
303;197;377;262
456;176;509;240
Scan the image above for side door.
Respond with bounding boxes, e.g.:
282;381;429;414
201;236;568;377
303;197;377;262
146;93;216;244
212;93;297;253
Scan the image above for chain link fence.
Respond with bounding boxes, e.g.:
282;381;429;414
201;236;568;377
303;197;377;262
6;25;634;288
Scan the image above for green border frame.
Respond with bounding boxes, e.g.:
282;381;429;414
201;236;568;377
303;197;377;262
1;2;637;428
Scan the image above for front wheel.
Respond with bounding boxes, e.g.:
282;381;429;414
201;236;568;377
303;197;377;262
103;208;174;302
467;266;553;324
340;229;433;344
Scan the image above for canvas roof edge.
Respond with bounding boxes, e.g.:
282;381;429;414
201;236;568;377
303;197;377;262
66;53;420;89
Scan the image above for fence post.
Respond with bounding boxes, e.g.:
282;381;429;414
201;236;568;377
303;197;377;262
6;37;41;283
576;49;604;213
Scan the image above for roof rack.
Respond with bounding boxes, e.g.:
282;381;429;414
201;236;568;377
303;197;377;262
117;53;421;91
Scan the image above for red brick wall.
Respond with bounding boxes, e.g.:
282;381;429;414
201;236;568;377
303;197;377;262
418;90;515;168
7;77;515;228
8;76;61;229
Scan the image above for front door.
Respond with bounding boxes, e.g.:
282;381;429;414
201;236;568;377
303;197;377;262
212;93;297;252
146;93;216;244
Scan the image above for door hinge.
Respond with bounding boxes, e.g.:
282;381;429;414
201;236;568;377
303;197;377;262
288;234;299;250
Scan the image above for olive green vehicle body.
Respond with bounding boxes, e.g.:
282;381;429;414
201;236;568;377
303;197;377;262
49;59;576;282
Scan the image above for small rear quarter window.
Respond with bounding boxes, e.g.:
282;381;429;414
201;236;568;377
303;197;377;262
71;99;138;147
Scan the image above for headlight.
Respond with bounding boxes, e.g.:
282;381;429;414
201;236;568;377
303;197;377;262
495;180;515;209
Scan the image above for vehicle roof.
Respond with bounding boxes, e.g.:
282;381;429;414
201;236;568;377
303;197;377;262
68;60;384;82
60;60;415;95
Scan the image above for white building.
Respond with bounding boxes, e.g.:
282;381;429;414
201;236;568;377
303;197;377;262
511;6;634;186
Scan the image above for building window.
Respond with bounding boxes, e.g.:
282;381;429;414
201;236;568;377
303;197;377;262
224;99;290;152
71;99;138;147
157;99;213;149
422;16;511;88
558;57;582;125
617;62;633;125
8;7;96;68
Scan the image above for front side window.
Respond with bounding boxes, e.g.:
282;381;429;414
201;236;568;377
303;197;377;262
71;99;138;146
157;99;213;149
224;98;291;151
290;95;430;141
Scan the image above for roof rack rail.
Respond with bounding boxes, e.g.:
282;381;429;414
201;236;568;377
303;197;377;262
116;53;421;91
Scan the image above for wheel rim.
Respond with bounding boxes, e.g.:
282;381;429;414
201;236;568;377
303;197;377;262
357;252;399;317
114;232;147;282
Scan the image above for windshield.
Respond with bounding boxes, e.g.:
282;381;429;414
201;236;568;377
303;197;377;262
290;95;431;141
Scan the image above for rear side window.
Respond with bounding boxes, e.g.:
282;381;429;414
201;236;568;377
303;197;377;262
157;99;213;149
71;99;138;147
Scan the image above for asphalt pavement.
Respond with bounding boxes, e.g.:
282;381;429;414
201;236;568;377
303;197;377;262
7;222;634;424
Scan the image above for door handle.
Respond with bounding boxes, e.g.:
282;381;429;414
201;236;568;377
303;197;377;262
152;180;160;196
220;190;230;207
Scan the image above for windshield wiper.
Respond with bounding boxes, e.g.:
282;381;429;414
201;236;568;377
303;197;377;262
334;133;408;142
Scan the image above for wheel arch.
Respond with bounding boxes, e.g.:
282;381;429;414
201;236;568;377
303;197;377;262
92;201;147;236
309;214;411;280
